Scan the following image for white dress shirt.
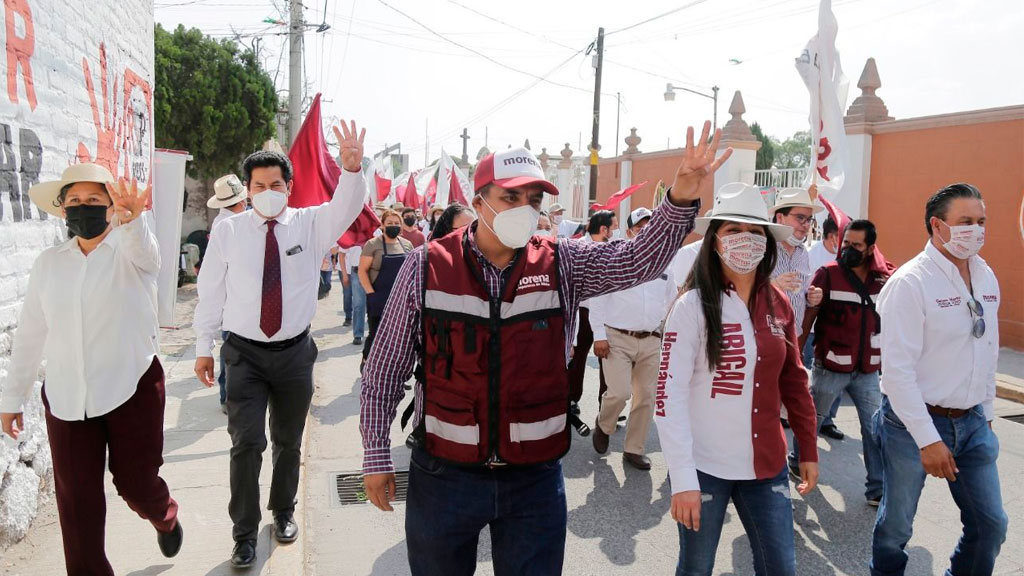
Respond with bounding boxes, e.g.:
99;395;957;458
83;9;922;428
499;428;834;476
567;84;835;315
670;242;701;288
807;240;835;274
588;269;677;340
212;207;240;231
1;215;161;420
193;170;366;356
343;245;363;270
878;241;1000;449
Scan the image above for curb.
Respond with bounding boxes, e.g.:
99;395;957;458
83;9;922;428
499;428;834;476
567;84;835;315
996;375;1024;405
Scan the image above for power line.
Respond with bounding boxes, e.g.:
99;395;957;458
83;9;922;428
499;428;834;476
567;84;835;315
606;0;712;37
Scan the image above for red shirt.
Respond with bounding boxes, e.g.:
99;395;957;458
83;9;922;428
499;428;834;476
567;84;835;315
400;228;426;248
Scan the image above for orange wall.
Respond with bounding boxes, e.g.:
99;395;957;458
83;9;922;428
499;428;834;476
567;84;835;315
868;119;1024;350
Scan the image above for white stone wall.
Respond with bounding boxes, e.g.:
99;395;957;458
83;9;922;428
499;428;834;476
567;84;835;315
0;0;154;547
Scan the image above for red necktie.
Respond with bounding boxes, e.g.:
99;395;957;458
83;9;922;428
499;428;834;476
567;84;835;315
260;220;282;338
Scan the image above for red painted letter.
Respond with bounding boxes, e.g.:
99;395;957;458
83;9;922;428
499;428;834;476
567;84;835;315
5;0;37;110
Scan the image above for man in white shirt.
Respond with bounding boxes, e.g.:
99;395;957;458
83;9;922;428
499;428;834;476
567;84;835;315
806;215;845;439
591;207;678;470
208;173;248;231
871;183;1007;576
193;121;367;568
340;244;366;343
1;165;182;574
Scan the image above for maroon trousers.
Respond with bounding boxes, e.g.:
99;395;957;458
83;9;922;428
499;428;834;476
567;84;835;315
43;357;179;576
568;306;607;403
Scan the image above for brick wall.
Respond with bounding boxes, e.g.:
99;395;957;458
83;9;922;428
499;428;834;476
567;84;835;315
0;0;154;547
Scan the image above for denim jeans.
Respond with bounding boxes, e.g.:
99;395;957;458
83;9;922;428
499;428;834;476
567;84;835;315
405;448;567;576
348;267;366;339
340;271;352;321
217;330;228;404
790;365;883;500
803;335;840;427
676;467;795;576
871;398;1007;576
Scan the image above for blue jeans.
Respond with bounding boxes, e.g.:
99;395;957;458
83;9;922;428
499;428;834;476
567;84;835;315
348;267;366;339
803;335;840;427
790;365;883;500
405;448;567;575
340;271;352;321
217;330;228;404
871;398;1007;576
676;467;795;576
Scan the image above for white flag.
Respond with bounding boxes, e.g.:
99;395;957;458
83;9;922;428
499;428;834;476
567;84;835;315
795;0;850;195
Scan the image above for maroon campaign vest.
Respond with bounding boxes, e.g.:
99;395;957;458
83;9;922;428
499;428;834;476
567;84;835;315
420;229;569;466
814;262;887;374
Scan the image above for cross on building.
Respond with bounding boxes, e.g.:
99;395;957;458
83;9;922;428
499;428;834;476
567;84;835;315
460;128;471;165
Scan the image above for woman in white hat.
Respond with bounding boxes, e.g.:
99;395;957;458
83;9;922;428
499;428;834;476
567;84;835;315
655;182;819;576
0;164;182;574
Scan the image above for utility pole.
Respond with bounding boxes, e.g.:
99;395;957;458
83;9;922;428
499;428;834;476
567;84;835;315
288;0;304;146
587;27;604;204
614;92;621;157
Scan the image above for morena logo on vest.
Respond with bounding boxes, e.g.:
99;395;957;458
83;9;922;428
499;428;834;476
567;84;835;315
517;274;551;291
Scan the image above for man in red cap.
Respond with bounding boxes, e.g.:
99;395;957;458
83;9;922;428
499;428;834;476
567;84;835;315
359;121;730;574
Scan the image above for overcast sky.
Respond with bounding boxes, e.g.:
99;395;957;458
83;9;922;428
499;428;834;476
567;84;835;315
155;0;1023;171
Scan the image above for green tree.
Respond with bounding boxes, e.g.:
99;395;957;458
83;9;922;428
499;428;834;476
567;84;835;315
155;24;278;179
751;122;774;171
774;130;811;170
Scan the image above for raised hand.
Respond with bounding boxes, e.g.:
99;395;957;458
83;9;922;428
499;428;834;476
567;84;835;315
670;121;733;203
332;120;366;173
105;178;151;224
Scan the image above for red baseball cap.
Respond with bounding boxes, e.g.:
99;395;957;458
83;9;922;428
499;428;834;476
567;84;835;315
474;147;559;196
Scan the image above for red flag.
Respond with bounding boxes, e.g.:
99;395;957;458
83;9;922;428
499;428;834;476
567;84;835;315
287;93;340;208
403;173;421;213
590;181;648;211
818;193;894;275
374;172;391;202
449;168;469;205
286;92;379;247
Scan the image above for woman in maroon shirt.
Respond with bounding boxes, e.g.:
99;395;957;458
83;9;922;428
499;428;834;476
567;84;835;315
656;183;819;576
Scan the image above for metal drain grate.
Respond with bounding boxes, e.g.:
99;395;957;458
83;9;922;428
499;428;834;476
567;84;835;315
1003;414;1024;425
331;470;409;507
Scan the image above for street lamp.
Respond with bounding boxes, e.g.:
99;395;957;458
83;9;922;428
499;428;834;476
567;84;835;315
664;83;720;134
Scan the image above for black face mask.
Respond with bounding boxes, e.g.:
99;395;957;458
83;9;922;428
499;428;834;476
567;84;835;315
384;226;402;239
838;246;864;268
403;216;417;227
65;205;110;239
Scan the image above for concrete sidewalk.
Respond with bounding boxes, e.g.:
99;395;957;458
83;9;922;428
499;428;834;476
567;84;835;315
1;285;306;575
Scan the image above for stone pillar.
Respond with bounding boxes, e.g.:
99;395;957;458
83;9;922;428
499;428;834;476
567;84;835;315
714;91;761;196
844;58;894;219
619;128;642;233
556;144;575;217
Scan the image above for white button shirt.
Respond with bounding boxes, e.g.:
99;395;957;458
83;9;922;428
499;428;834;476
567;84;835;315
670;242;701;288
1;215;161;420
878;241;1000;448
807;240;835;274
212;207;240;231
194;170;366;356
588;269;677;340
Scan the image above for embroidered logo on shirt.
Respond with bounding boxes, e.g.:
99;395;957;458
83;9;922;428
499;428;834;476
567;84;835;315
765;315;786;338
655;333;677;417
712;324;747;399
517;274;551;291
935;296;962;308
982;294;997;303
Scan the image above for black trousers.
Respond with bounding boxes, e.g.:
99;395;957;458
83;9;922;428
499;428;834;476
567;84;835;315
362;314;383;362
222;333;317;542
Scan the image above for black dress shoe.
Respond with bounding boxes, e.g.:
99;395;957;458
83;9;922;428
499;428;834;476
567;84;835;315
623;452;652;470
353;337;363;346
231;539;257;569
569;412;591;437
343;319;352;327
274;514;298;543
820;423;845;440
157;520;183;558
592;419;609;454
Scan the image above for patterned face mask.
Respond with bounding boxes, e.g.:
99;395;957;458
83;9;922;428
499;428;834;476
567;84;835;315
716;232;767;274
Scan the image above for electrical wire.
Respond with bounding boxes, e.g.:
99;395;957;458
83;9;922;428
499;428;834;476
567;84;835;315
606;0;712;37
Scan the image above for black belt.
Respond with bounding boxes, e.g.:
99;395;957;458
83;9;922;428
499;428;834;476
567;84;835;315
228;327;310;351
926;404;970;419
609;326;662;339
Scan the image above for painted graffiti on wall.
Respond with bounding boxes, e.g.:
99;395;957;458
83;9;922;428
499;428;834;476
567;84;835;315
76;43;154;191
1;0;153;223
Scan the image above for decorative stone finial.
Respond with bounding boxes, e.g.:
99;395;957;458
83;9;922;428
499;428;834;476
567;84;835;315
558;143;573;168
720;91;756;142
538;147;550;170
624;128;641;155
523;139;531;151
845;58;893;123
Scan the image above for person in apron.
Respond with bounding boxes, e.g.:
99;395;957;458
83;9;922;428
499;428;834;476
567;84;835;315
358;210;413;368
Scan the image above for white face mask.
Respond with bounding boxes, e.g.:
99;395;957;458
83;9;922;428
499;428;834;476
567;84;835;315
785;234;803;247
479;196;539;249
251;189;288;219
938;221;985;259
717;232;767;274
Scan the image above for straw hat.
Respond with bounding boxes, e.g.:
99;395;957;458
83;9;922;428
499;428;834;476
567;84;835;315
207;174;247;209
28;163;115;219
770;187;825;214
695;182;793;241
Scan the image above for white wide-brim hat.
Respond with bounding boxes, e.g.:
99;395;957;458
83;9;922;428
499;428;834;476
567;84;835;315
28;163;115;219
207;174;248;209
695;182;794;241
770;187;826;214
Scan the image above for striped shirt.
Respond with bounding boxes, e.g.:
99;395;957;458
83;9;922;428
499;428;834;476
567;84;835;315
359;199;699;474
772;242;811;337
